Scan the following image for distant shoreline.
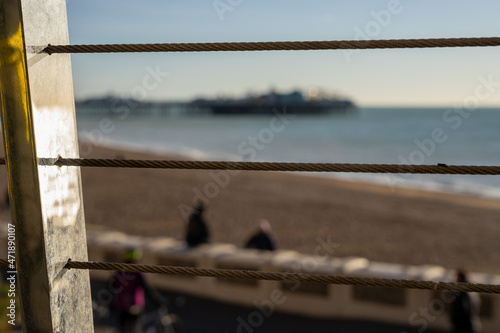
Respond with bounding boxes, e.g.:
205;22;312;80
78;137;500;202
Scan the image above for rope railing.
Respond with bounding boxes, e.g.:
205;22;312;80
43;37;500;54
3;259;490;294
4;258;500;293
1;157;500;174
2;257;500;293
35;157;500;175
4;259;498;294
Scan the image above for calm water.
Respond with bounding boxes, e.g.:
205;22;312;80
76;107;500;199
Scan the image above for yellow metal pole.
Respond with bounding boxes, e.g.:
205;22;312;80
0;1;93;331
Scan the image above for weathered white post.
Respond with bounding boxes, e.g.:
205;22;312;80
0;0;93;331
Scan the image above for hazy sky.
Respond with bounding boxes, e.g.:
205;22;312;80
67;0;500;107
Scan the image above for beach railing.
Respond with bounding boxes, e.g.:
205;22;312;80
4;224;499;331
1;0;500;331
80;228;500;332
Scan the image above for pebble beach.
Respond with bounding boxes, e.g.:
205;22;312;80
72;145;500;275
1;144;500;274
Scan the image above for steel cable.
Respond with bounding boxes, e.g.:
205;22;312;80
60;260;500;294
1;259;498;293
2;157;499;174
43;37;500;54
50;158;500;175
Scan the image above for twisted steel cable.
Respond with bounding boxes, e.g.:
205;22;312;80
61;260;500;294
3;258;498;293
43;37;500;54
52;158;500;175
2;157;499;174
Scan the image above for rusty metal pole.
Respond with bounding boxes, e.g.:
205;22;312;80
0;0;93;331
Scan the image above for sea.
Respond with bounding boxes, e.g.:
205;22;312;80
75;107;500;200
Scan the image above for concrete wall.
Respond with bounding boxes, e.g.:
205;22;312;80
1;223;499;332
82;227;500;333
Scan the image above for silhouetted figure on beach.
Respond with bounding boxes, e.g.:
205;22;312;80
245;219;276;251
185;203;210;247
450;269;481;333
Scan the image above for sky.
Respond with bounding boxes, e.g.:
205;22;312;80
66;0;500;107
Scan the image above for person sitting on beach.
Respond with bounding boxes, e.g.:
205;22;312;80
450;269;481;333
244;219;276;251
185;203;210;247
